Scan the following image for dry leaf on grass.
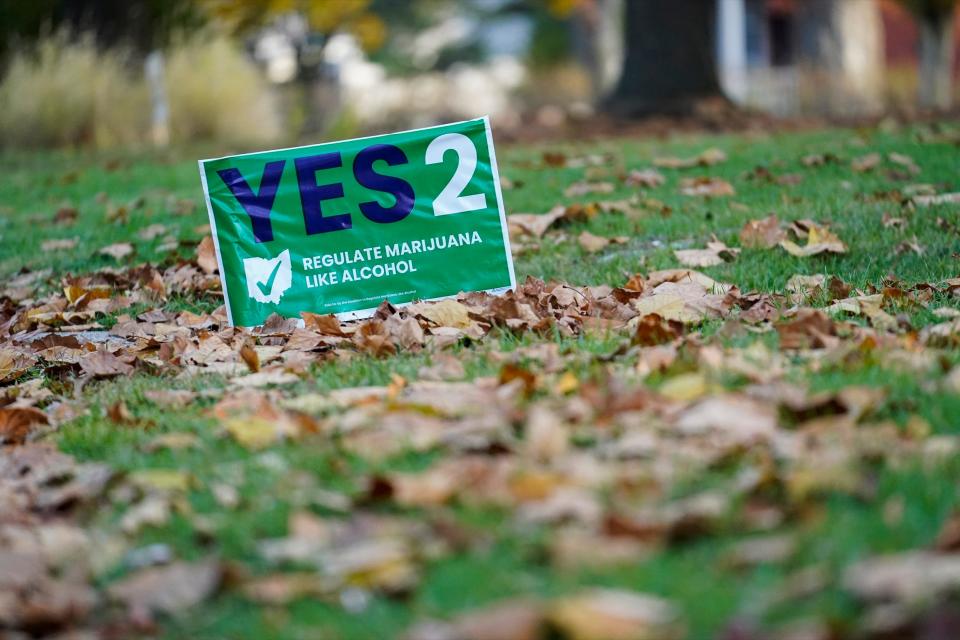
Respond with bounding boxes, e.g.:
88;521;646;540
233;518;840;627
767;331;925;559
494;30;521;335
826;294;897;331
548;589;685;640
913;192;960;207
739;215;784;249
79;349;134;378
844;551;960;605
508;206;567;238
679;177;735;197
851;152;881;172
196;236;219;274
108;560;222;615
625;169;666;188
98;242;134;260
779;221;847;257
0;406;49;445
674;241;739;267
564;181;615;198
654;147;726;169
578;231;627;253
41;238;79;251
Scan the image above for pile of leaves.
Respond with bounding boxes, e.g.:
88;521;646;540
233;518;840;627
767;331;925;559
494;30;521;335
2;126;960;639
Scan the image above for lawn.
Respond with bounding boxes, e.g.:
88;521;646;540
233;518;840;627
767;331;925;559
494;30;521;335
1;120;960;640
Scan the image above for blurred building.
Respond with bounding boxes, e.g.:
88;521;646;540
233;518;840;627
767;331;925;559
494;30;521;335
718;0;960;116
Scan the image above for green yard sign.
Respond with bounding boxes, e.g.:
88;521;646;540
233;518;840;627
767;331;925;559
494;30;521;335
199;117;515;327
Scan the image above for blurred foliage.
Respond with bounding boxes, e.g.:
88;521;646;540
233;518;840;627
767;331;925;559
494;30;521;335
165;34;283;146
199;0;420;53
0;32;284;149
895;0;959;20
0;34;148;147
0;0;204;61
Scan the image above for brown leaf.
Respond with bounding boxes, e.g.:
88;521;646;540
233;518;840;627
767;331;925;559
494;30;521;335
934;512;960;552
499;362;537;395
0;406;49;445
679;177;735;197
508;206;567;239
196;236;219;274
578;230;626;254
98;242;134;260
108;560;222;615
53;205;79;224
79;349;134;378
674;241;739;267
144;389;198;408
826;294;897;331
624;169;665;188
632;314;683;346
888;152;920;174
240;342;260;372
779;221;846;257
548;589;685;640
739;215;784;249
776;309;838;350
564;181;615;198
851;152;881;172
301;311;350;336
654;147;726;169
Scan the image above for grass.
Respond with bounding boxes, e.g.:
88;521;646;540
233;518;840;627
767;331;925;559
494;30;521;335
3;120;960;639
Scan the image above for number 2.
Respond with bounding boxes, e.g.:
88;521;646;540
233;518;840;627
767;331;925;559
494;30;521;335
425;133;487;216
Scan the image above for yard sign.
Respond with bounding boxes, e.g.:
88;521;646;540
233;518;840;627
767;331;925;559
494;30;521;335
199;116;515;327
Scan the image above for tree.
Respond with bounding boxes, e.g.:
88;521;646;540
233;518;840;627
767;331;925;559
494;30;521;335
794;0;885;116
898;0;958;109
0;0;202;61
604;0;722;116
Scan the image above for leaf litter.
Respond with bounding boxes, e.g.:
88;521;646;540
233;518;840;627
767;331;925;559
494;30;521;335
2;133;960;639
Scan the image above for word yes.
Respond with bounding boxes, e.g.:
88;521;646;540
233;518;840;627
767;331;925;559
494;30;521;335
217;133;486;244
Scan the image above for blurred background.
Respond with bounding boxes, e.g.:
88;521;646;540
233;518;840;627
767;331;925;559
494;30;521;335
0;0;957;149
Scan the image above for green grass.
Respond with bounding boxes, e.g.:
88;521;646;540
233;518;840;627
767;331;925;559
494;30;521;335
4;121;960;639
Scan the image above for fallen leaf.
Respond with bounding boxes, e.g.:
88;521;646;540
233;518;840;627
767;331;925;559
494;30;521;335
41;238;78;251
0;406;49;444
739;215;784;249
548;589;685;640
98;242;134;260
844;551;960;605
679;177;735;197
851;152;881;172
674;241;739;267
913;192;960;207
654;148;726;169
79;349;134;378
108;560;222;615
578;231;627;253
779;222;847;257
888;152;920;174
624;169;665;188
564;181;615;198
196;236;219;274
508;206;567;238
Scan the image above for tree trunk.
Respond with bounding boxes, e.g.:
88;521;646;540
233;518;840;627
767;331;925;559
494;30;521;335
794;0;885;116
917;9;956;110
604;0;721;116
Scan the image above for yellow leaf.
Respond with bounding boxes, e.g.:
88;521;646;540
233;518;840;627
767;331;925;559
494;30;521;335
129;469;193;493
554;371;579;395
417;299;472;329
225;416;286;450
659;372;708;402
